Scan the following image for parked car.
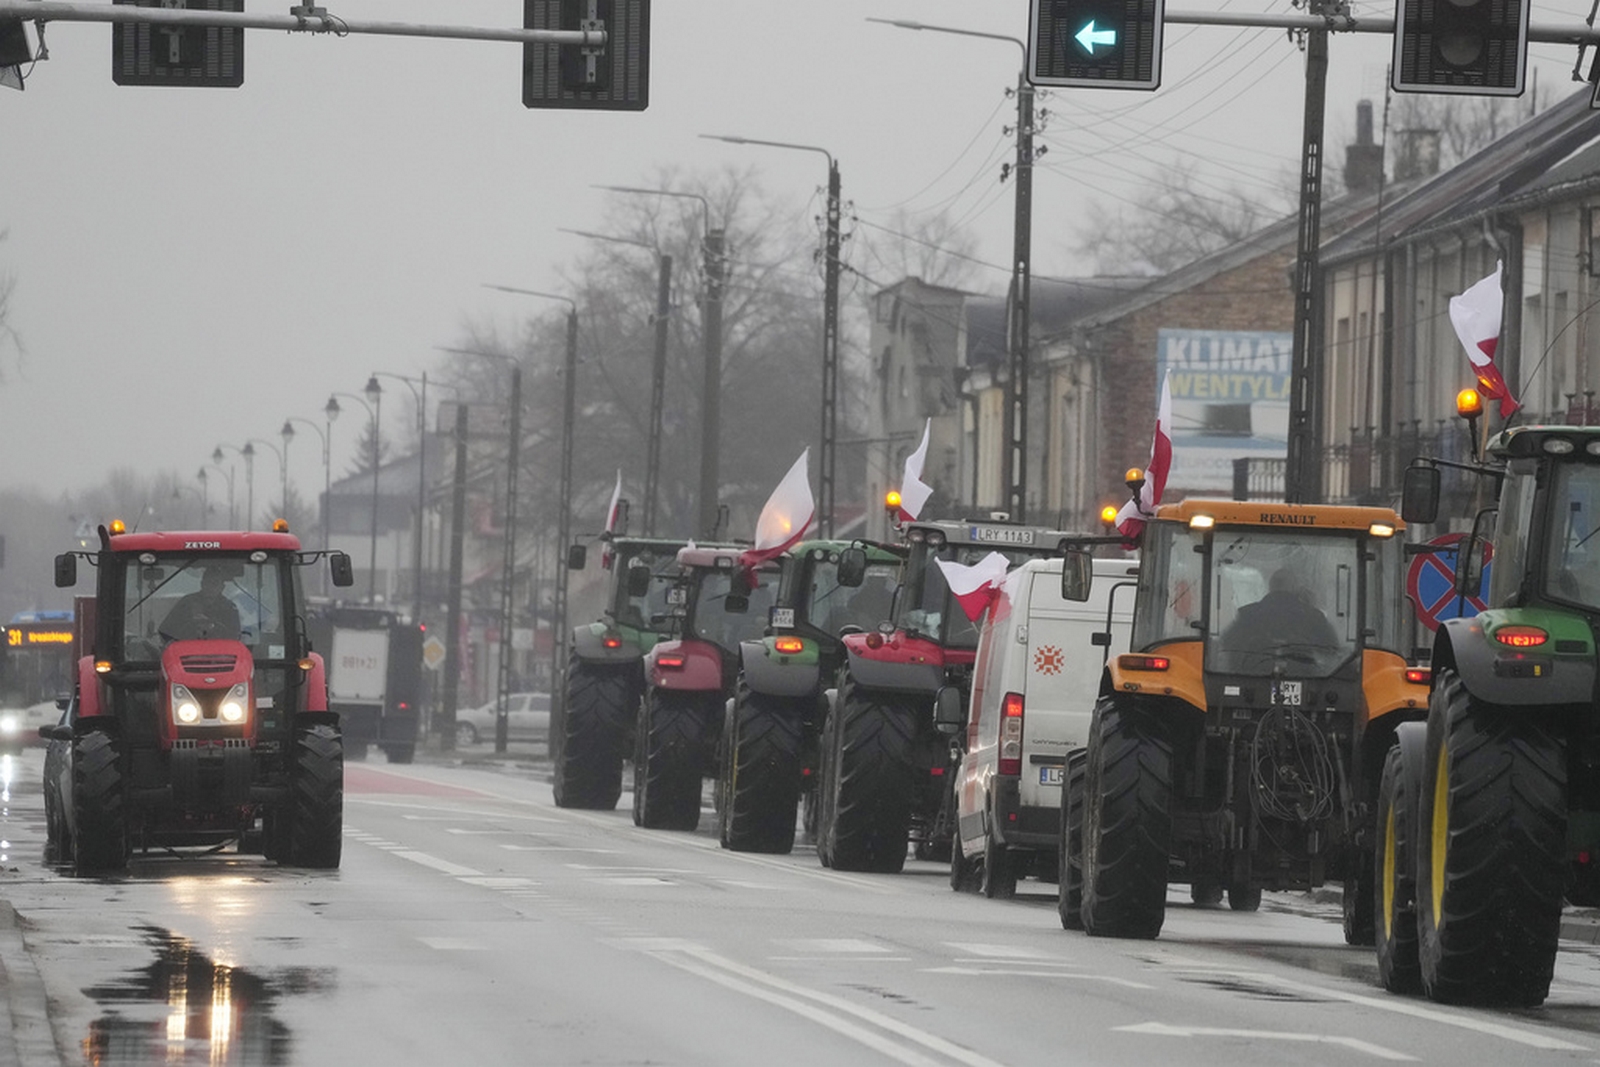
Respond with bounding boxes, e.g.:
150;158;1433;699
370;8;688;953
454;693;552;746
39;700;72;863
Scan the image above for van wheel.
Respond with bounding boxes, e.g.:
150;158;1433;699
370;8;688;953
980;834;1017;899
1058;748;1087;930
949;832;980;892
822;670;916;873
1082;696;1171;939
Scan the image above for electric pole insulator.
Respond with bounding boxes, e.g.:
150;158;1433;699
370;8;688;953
1027;0;1164;91
1392;0;1529;96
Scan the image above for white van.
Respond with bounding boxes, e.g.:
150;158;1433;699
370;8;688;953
947;556;1136;898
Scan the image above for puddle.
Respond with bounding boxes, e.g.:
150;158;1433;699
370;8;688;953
81;925;334;1064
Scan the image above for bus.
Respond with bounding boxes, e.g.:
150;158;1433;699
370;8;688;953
0;610;75;748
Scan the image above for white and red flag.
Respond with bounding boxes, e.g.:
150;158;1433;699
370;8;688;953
936;551;1011;623
896;419;934;522
740;450;815;571
1449;261;1519;418
1114;371;1173;543
600;469;623;568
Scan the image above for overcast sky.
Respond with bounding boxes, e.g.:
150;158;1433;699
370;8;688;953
0;0;1583;507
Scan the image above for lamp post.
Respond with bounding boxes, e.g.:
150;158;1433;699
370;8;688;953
700;135;840;537
594;184;725;538
245;437;286;520
870;18;1034;519
560;226;672;536
329;390;379;604
211;446;241;529
484;284;579;749
196;467;211;529
283;415;331;593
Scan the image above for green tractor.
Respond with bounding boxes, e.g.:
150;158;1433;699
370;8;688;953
1381;421;1600;1006
717;539;904;854
551;535;698;810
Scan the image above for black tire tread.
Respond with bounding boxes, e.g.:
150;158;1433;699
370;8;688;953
722;682;805;854
824;674;917;873
72;729;129;875
285;724;343;869
634;689;712;831
1375;740;1421;993
1082;697;1171;939
554;656;638;810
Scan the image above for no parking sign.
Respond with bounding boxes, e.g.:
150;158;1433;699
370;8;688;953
1407;532;1491;632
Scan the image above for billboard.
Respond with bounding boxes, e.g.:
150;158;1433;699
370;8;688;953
1157;328;1291;492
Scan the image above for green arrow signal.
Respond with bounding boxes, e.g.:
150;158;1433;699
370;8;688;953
1075;20;1118;55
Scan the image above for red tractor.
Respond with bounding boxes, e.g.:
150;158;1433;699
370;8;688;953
45;521;354;873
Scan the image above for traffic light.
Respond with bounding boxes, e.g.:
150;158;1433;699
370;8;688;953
111;0;243;88
1028;0;1164;91
523;0;649;111
1392;0;1530;96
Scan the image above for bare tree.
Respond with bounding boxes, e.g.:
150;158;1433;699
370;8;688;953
0;229;19;377
853;208;982;292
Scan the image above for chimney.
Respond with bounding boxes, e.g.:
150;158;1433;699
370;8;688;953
1394;127;1442;182
1343;99;1385;196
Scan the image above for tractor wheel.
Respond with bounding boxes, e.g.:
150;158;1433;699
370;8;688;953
284;724;344;869
1343;847;1376;946
1190;879;1224;906
71;729;129;875
721;681;805;854
1227;882;1262;912
384;743;416;765
553;656;637;811
1082;695;1171;939
633;688;712;831
821;671;918;874
1058;748;1087;930
1375;727;1425;993
1417;670;1566;1007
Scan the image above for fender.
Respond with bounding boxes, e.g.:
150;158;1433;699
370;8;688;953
1436;611;1597;707
647;639;723;691
1104;640;1206;712
1393;721;1427;850
841;631;948;694
301;652;329;713
571;622;651;664
739;637;821;698
76;655;106;721
1360;649;1430;729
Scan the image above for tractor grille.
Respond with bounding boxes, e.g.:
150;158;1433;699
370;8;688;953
179;653;239;672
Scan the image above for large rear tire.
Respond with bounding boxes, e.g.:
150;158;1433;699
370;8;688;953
1417;670;1565;1007
1082;696;1171;939
721;681;805;854
633;688;712;831
821;671;917;874
1375;726;1425;993
284;723;343;869
72;729;129;875
1058;747;1087;929
553;656;637;810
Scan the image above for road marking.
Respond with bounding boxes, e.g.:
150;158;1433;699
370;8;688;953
770;957;915;963
926;967;1153;988
945;942;1054;960
597;876;677;886
499;845;621;853
417;937;490;951
1117;1021;1413;1061
1160;967;1589;1052
457;876;539;889
389;850;485;877
564;864;693;872
774;938;892;954
626;941;1011;1067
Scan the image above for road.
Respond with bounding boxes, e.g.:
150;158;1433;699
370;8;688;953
3;746;1600;1066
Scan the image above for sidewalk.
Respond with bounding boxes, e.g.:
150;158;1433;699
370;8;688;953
0;901;57;1067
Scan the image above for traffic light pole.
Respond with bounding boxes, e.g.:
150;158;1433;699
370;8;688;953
1006;71;1035;522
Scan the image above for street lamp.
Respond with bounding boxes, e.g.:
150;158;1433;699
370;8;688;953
196;467;211;529
245;438;286;521
483;285;579;753
329;390;379;604
594;184;725;538
560;226;673;537
869;18;1035;520
700;134;841;537
211;446;242;528
283;415;332;593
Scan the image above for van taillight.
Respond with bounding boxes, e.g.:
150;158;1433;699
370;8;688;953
999;692;1023;776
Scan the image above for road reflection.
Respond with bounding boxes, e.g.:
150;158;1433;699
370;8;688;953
81;925;332;1065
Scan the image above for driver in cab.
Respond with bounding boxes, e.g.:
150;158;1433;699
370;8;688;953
1221;568;1337;656
159;566;242;642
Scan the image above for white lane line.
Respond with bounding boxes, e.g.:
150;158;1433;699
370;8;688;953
774;939;892;954
564;864;693;872
945;942;1054;960
1117;1022;1414;1061
1161;967;1589;1052
629;942;1008;1067
389;850;485;877
769;957;915;963
925;967;1153;987
597;876;677;886
418;937;490;951
457;876;539;889
500;845;621;853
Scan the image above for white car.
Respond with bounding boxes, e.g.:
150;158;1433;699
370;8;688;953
0;699;64;752
453;693;551;746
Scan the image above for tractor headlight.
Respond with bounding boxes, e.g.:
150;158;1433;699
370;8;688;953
172;685;202;724
219;683;248;723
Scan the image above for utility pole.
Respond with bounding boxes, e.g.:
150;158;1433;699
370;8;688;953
1285;13;1330;504
495;364;523;754
820;159;841;539
700;227;726;539
554;307;578;725
1005;71;1035;522
440;402;468;752
645;254;672;537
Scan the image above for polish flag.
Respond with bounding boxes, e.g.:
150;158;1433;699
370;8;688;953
741;450;815;571
936;551;1011;623
1114;371;1173;543
600;469;623;569
1449;261;1519;418
897;419;934;522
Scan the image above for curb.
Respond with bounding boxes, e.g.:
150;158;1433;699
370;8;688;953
1561;910;1600;945
0;900;58;1067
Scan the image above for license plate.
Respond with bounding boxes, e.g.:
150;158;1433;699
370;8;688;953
972;525;1036;545
1039;766;1063;786
770;607;795;629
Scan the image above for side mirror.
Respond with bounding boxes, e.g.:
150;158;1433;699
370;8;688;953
39;724;71;742
329;551;355;588
54;552;77;588
1401;464;1441;525
567;543;588;570
626;562;652;599
836;547;867;587
933;686;966;735
1059;548;1093;603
